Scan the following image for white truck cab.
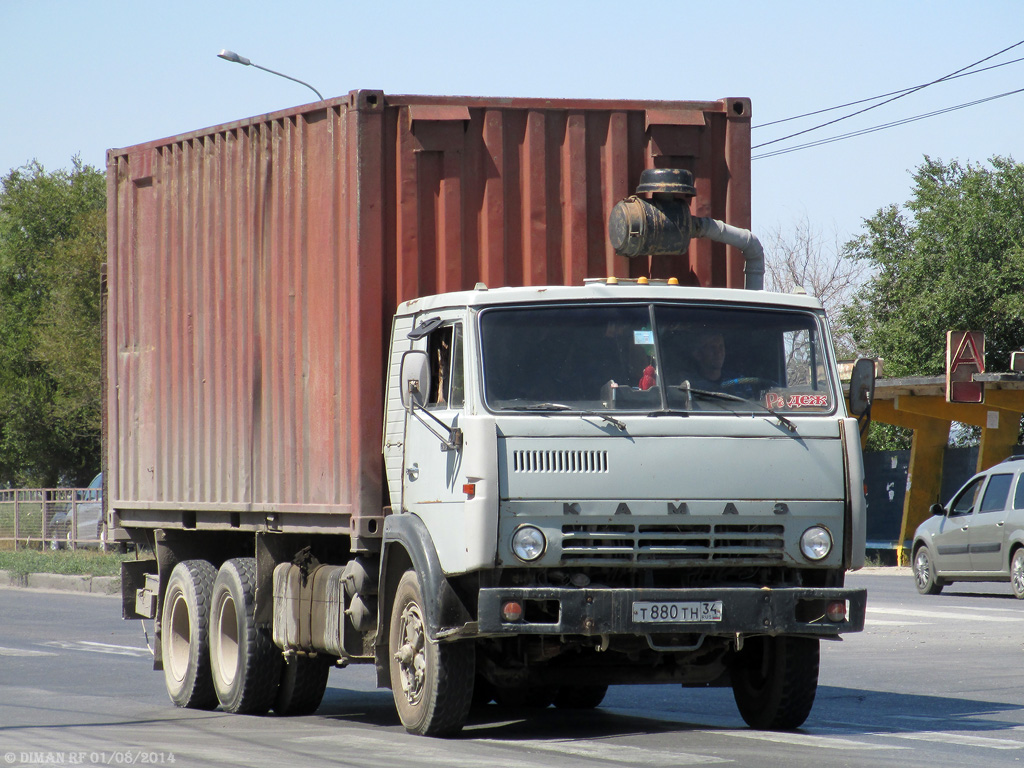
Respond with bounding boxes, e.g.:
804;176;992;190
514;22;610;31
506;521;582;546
380;280;867;731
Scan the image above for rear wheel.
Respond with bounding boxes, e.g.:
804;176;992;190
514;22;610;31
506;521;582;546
209;558;282;714
389;570;474;736
731;636;819;730
913;546;943;595
493;685;557;708
161;560;218;709
553;684;608;710
1011;549;1024;600
274;656;332;716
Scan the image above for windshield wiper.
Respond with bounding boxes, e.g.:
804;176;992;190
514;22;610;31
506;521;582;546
677;386;798;433
512;403;627;431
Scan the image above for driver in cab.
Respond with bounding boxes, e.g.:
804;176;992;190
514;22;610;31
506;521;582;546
686;329;727;391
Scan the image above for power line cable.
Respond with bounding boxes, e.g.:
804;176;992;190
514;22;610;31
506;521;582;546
752;39;1024;150
755;55;1024;130
753;86;1024;160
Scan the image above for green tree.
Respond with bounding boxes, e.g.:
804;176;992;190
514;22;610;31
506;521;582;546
842;155;1024;449
0;159;106;487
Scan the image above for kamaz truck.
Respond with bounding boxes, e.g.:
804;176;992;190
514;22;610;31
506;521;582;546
107;91;869;737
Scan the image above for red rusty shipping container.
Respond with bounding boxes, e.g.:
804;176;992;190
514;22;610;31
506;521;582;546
105;90;751;534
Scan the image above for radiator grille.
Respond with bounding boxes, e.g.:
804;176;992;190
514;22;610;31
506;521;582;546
560;522;785;564
512;449;609;474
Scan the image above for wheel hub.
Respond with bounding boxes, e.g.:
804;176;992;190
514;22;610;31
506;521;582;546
394;603;426;705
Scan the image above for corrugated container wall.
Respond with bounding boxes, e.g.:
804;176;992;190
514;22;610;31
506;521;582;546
105;90;751;532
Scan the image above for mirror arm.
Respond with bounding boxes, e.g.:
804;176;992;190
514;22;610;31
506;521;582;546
408;397;463;451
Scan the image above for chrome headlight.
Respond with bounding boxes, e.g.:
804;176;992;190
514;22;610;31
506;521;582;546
800;526;833;561
511;525;546;562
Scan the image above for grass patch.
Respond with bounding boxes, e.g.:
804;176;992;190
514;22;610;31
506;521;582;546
0;549;135;578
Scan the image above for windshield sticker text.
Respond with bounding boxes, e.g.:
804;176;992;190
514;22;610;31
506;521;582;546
765;392;829;410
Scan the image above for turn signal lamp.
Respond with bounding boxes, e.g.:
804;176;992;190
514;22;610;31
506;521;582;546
826;601;847;623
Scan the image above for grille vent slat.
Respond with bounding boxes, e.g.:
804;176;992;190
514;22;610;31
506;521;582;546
513;450;608;473
560;523;785;564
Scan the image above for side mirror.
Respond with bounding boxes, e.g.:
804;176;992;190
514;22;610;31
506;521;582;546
399;350;430;410
848;357;876;416
929;503;946;517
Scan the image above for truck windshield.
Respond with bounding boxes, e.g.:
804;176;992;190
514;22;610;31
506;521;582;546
479;303;835;415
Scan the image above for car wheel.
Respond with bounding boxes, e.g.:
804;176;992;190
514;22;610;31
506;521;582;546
1011;549;1024;600
913;546;943;595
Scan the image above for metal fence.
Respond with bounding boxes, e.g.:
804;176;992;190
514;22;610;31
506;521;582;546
0;487;103;551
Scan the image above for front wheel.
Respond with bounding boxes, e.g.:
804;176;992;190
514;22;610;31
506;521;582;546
389;570;474;736
913;546;943;595
731;636;819;730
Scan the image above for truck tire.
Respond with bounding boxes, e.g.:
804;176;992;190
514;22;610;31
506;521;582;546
553;684;608;709
388;570;474;736
493;685;556;708
274;656;331;716
731;636;818;730
209;558;282;714
161;560;218;709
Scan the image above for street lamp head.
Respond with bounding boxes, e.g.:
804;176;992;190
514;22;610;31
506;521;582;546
215;48;324;102
217;49;251;66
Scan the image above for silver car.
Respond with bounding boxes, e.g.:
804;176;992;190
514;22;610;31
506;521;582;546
912;456;1024;597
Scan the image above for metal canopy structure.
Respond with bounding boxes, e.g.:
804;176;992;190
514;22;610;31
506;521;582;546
862;373;1024;563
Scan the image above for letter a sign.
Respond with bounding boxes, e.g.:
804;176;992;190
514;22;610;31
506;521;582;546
946;331;985;403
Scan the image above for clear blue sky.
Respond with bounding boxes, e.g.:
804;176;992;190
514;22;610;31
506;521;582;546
2;0;1021;247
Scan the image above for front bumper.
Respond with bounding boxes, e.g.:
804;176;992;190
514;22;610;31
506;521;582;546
477;586;866;638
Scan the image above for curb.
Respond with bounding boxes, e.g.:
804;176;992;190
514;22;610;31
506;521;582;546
0;569;119;595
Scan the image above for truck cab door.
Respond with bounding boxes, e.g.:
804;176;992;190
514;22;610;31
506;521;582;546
401;320;471;572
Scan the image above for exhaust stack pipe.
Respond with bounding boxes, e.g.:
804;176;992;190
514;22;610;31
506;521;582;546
608;168;764;290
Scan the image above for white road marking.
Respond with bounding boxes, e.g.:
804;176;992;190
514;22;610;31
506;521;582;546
869;606;1024;622
40;640;152;657
894;731;1024;749
479;738;730;764
301;732;729;766
716;729;900;750
864;619;926;626
0;645;58;657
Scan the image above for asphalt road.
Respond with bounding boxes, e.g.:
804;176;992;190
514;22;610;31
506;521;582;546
2;571;1024;767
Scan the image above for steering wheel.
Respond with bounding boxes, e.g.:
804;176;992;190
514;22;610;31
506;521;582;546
720;377;776;399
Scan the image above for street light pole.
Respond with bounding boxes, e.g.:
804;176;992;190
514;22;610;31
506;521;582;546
217;49;324;101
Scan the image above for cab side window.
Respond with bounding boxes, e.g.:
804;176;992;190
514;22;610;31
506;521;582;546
950;476;984;517
426;324;464;409
1014;473;1024;511
979;474;1013;513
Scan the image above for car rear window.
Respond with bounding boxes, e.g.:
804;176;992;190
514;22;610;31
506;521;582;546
980;473;1014;513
